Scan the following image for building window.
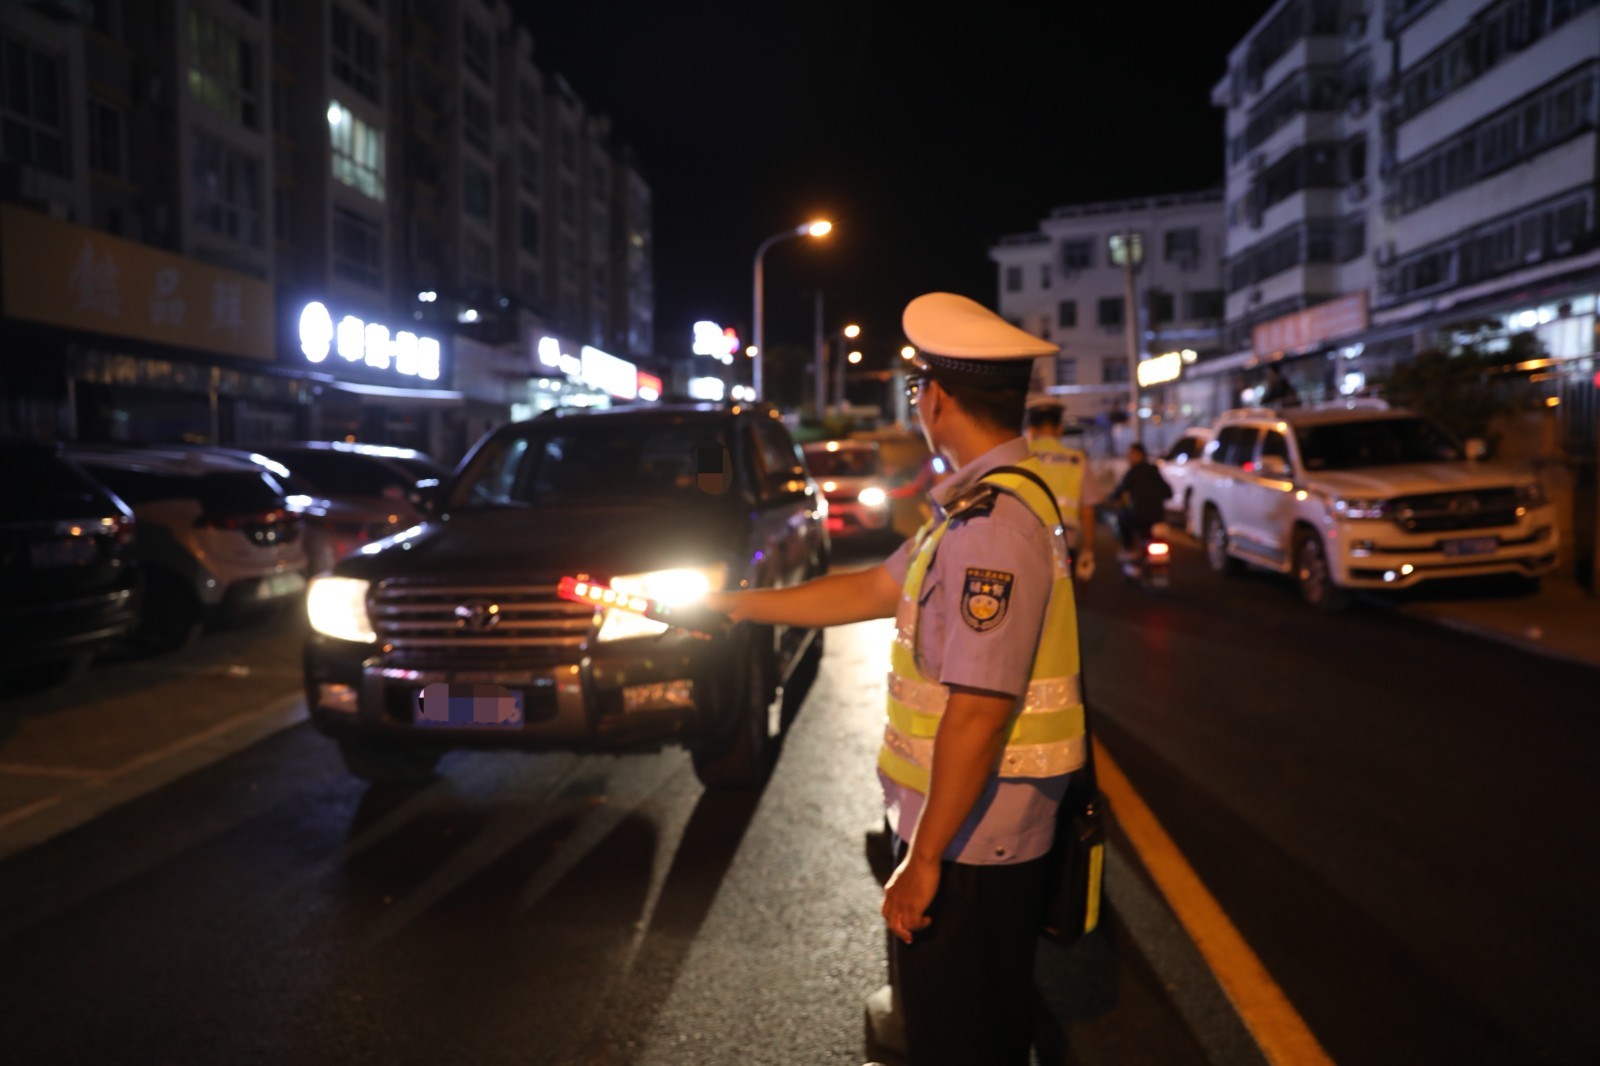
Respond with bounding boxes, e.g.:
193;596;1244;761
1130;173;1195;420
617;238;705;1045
1098;296;1124;328
88;100;124;178
1056;357;1077;385
1057;300;1077;328
331;7;379;104
332;205;380;287
1060;239;1093;270
519;79;541;131
1102;357;1129;384
1164;227;1200;263
464;234;492;284
519;140;540;192
1040;263;1052;289
191;131;262;246
520;203;540;256
273;184;289;242
328;100;384;201
461;87;491;154
188;9;259;128
461;16;491;82
463;160;491;221
1146;289;1174;325
1186;290;1224;320
1005;266;1023;292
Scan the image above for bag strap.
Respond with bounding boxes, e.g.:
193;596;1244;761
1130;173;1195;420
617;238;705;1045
984;464;1068;532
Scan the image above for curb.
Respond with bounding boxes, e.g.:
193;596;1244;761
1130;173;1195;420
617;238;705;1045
1394;607;1600;672
0;693;309;863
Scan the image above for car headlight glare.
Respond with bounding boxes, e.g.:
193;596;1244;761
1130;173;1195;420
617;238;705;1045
857;486;887;508
597;564;726;642
307;576;375;642
1333;497;1388;519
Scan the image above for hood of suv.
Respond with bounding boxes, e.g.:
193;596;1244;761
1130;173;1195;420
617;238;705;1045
334;502;743;581
1305;461;1535;498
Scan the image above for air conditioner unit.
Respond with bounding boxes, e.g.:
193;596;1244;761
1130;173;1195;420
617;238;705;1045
1554;238;1575;254
1373;241;1395;266
1524;247;1545;264
1347;95;1368;118
1249;288;1264;304
1378;155;1396;178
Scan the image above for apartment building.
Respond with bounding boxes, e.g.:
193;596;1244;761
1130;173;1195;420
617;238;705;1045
1211;0;1597;409
0;0;656;459
991;190;1227;434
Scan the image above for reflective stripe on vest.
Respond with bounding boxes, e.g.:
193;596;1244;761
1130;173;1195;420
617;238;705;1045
878;457;1086;795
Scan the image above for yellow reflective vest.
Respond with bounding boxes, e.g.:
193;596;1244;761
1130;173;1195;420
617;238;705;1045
1027;435;1090;544
877;460;1087;797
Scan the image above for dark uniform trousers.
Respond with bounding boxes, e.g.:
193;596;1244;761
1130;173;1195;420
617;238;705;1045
891;842;1050;1066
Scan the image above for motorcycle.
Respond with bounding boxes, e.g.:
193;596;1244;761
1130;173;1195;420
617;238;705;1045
1120;522;1172;592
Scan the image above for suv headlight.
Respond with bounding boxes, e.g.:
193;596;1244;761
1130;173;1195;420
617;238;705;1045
1516;483;1548;508
307;576;375;642
1332;497;1388;520
597;564;727;642
857;486;887;508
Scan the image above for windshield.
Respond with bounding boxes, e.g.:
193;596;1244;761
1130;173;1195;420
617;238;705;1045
1295;417;1462;471
805;449;881;478
452;423;734;507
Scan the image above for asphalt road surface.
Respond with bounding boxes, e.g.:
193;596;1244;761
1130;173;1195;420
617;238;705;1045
1;529;1596;1064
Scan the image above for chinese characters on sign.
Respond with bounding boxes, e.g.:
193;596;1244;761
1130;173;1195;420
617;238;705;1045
298;301;441;382
1252;292;1369;360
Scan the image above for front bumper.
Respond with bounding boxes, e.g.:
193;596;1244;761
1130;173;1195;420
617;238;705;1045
824;499;890;536
1330;513;1559;589
0;575;142;666
304;633;734;753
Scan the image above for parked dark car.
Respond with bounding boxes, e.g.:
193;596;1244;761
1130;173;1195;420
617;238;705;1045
304;403;830;787
250;442;446;525
0;440;142;684
69;446;308;653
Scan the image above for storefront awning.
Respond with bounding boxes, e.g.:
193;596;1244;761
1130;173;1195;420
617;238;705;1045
324;380;466;408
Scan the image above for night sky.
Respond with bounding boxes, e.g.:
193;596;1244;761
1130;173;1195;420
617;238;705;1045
514;2;1272;387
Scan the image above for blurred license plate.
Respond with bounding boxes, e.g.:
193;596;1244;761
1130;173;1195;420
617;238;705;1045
261;572;306;598
415;683;524;728
1442;536;1497;557
29;537;98;567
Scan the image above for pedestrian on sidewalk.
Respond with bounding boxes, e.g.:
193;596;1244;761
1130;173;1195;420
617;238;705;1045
707;292;1087;1065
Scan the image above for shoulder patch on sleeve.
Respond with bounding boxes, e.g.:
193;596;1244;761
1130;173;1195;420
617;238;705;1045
945;482;1000;521
960;568;1014;632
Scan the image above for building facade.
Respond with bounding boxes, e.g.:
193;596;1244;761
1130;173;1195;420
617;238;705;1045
991;190;1227;446
0;0;656;463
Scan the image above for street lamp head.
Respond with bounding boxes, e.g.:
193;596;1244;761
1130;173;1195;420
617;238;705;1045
848;350;863;365
844;323;861;339
805;220;833;238
900;346;916;360
746;345;758;357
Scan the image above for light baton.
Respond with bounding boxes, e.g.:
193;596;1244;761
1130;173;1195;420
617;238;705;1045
557;575;730;637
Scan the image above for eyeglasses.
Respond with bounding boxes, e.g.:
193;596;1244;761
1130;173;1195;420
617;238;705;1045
904;375;926;406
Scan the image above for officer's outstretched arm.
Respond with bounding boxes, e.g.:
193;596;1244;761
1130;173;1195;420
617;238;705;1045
705;564;900;628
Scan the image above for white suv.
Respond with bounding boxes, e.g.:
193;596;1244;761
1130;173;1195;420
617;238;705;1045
1186;402;1558;609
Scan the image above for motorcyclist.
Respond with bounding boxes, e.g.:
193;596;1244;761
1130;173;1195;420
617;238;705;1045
1109;443;1172;556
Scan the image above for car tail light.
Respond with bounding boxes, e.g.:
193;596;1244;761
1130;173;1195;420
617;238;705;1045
195;508;295;531
111;514;136;546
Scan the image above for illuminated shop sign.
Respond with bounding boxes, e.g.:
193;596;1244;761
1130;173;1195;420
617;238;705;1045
687;376;725;401
637;373;663;402
299;301;440;381
537;335;639;399
692;320;739;364
1136;351;1183;388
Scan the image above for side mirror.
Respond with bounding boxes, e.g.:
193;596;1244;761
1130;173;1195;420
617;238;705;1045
1465;438;1487;461
1259;455;1292;479
696;442;731;495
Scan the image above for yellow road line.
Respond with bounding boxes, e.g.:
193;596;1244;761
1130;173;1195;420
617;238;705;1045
1095;738;1336;1066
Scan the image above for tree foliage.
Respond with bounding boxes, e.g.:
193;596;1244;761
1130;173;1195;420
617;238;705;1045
1375;328;1541;443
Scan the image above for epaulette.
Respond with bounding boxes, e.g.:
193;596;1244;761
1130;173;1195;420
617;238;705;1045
945;482;1001;521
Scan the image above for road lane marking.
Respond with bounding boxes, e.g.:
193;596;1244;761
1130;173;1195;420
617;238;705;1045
1095;738;1335;1066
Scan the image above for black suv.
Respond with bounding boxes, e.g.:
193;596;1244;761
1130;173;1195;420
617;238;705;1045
0;440;142;683
303;403;830;788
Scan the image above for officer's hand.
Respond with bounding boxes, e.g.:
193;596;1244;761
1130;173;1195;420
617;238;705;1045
882;854;939;944
1075;551;1096;582
702;591;751;623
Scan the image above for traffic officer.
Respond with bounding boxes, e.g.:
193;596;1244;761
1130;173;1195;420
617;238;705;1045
1023;396;1104;581
706;292;1087;1065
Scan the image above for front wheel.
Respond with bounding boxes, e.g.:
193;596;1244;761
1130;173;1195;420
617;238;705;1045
693;639;779;790
1294;529;1350;612
338;738;441;784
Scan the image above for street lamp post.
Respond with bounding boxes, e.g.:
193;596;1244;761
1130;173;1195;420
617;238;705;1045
752;219;832;402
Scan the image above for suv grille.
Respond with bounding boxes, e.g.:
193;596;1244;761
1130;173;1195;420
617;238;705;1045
372;580;595;650
1390;488;1520;533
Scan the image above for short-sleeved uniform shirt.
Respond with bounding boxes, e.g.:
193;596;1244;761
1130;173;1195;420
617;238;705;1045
881;437;1070;866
